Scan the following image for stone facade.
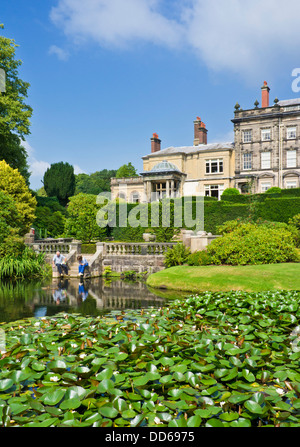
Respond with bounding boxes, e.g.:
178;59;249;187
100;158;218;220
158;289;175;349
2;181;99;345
111;81;300;199
233;82;300;193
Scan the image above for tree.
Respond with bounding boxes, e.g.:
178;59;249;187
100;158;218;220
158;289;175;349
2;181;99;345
0;24;32;182
64;193;107;242
0;133;30;183
116;162;138;178
75;169;117;195
0;160;36;235
43;162;76;206
0;24;32;139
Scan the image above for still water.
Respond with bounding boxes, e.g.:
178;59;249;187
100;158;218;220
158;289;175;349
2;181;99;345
0;278;186;324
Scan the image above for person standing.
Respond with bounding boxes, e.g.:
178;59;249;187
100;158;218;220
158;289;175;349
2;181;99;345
52;251;69;277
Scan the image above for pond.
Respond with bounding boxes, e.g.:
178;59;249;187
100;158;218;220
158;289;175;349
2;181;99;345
0;278;186;324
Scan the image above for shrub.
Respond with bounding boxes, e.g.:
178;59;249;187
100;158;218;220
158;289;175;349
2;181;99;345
222;188;240;196
187;250;213;266
265;187;282;194
164;243;191;268
207;222;299;265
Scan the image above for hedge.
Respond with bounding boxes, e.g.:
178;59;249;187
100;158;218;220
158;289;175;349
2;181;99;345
108;196;300;241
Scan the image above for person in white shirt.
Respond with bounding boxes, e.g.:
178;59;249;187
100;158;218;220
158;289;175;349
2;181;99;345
52;251;69;277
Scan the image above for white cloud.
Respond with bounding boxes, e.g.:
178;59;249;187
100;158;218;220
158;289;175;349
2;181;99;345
49;45;70;61
23;141;50;178
74;164;86;175
50;0;300;80
50;0;184;49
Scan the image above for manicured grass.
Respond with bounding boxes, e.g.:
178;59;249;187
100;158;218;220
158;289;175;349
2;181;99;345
146;263;300;293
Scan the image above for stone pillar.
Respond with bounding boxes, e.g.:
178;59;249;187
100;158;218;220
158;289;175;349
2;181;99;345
166;180;170;198
69;241;82;254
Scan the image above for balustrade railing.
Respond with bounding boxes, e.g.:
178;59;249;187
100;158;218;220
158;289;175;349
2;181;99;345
104;242;175;256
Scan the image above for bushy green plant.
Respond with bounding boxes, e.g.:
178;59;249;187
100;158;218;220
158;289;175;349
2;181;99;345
0;247;51;279
207;222;299;265
265;187;282;194
187;250;212;266
164;243;191;268
222;188;240;196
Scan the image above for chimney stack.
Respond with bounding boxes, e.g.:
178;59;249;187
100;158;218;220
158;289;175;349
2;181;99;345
261;81;270;108
151;133;161;153
194;117;208;146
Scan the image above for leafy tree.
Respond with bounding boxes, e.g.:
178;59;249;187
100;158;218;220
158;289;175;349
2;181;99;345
0;24;32;138
116;162;138;178
75;169;117;195
0;160;36;235
0;133;30;183
0;24;32;181
43;162;76;206
64;193;107;242
34;207;66;238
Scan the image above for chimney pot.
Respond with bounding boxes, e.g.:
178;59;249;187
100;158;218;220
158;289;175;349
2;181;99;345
261;81;270;108
194;117;208;146
151;133;161;153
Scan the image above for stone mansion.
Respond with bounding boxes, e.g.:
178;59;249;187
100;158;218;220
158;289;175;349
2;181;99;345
111;82;300;202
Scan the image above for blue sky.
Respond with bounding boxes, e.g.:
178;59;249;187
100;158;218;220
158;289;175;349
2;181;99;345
2;0;300;190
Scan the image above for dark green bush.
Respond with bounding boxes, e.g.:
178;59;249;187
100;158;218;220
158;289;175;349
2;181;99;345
265;187;282;194
81;243;97;254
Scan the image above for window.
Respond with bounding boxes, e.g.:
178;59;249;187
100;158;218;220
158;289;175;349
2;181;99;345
287;150;297;168
205;185;224;200
205;159;224;174
243;153;252;170
261;152;271;169
286;180;297;189
243;130;252;143
287;127;297;140
261;129;271;141
131;193;140;204
261;182;272;193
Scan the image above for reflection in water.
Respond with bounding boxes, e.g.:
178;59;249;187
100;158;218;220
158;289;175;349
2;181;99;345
0;278;185;323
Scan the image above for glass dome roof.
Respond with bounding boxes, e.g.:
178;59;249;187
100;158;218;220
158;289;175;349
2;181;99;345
150;160;181;173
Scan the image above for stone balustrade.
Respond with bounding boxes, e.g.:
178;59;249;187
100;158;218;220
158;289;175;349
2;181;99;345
103;242;175;256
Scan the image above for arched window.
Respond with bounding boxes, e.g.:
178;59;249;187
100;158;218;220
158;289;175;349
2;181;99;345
131;192;140;203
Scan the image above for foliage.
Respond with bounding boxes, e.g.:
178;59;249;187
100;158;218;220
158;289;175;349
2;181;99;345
207;222;299;265
0;160;36;235
43;162;75;206
34;207;66;239
187;250;212;266
65;193;107;242
222;188;240;196
289;214;300;230
75;170;117;195
265;187;282;194
116;162;138;178
0;290;299;427
0;133;30;183
0;247;51;280
0;24;32;140
164;243;191;268
81;244;96;254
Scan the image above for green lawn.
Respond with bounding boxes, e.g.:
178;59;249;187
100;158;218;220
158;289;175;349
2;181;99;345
146;263;300;293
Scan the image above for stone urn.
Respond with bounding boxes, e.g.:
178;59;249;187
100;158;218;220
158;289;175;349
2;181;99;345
143;233;156;242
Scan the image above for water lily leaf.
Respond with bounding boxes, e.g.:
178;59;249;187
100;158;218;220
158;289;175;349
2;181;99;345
219;412;239;422
187;415;202;427
99;405;119;419
42;389;66;406
242;369;256;383
31;361;46;372
48;360;67;373
96;368;114;381
60;398;81;411
0;379;14;392
244;400;265;415
97;379;115;394
133;376;149;387
168;417;188;427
